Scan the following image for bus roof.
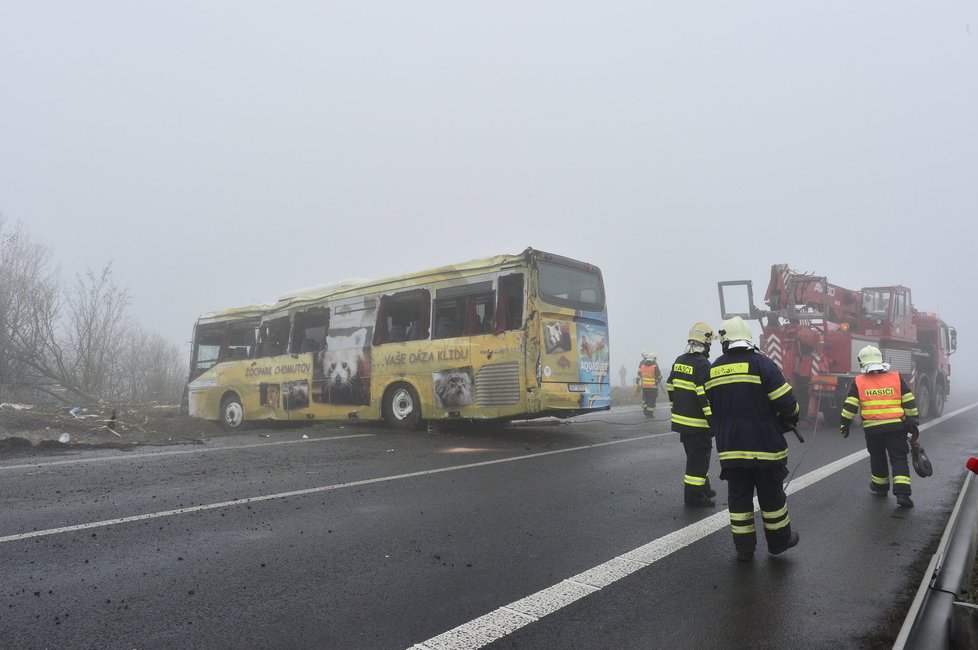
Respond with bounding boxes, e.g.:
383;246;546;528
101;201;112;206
195;303;271;325
268;249;540;311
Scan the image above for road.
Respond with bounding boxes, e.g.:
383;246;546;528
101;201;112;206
2;394;977;649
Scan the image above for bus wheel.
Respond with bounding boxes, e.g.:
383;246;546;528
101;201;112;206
219;395;245;431
383;383;421;429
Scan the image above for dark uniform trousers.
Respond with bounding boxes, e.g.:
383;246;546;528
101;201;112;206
681;433;713;499
723;466;793;553
866;431;912;495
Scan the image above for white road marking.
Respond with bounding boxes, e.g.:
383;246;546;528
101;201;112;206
0;432;667;544
0;433;376;472
409;401;978;650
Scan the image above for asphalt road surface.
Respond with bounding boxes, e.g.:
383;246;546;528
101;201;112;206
2;393;977;649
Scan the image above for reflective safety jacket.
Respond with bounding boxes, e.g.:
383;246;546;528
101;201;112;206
840;371;918;435
705;349;800;469
666;352;713;435
638;362;661;387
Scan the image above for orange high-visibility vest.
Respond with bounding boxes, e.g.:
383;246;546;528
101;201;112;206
639;364;658;387
854;372;904;427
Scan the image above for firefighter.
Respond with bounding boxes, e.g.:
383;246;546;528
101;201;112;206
636;351;662;418
840;345;919;508
706;316;801;562
667;322;717;507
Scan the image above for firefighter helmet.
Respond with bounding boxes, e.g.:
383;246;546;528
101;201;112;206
718;316;753;344
857;345;884;367
687;322;714;344
641;351;656;361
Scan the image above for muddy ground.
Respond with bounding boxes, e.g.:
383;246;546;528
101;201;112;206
0;404;231;454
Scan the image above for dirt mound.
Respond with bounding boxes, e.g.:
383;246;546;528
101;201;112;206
0;403;215;450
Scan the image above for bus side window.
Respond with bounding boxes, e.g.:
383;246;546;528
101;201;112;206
258;316;290;357
496;274;524;333
373;290;431;344
291;306;329;354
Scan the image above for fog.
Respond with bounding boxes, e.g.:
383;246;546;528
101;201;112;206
2;2;976;392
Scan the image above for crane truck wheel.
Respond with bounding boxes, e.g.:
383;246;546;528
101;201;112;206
933;385;946;418
915;379;931;420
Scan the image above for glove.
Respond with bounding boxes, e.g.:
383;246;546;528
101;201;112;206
840;424;850;439
777;414;799;434
910;427;920;444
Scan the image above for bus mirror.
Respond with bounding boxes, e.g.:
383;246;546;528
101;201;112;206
950;327;957;354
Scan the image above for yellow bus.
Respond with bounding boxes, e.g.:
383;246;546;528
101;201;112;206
186;248;610;430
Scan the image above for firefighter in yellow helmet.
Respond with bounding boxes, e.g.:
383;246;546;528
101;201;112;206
666;322;717;507
706;316;801;561
840;345;919;507
636;351;663;418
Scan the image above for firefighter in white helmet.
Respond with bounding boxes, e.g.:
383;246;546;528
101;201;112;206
839;345;919;507
705;316;801;561
636;351;663;418
666;322;717;507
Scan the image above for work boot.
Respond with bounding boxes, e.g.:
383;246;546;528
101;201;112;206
704;484;717;499
896;494;914;508
870;482;889;496
736;549;754;563
768;531;800;555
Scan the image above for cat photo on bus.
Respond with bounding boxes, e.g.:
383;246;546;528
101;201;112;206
433;366;474;408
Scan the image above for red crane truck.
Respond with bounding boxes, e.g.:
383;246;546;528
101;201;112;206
718;264;956;421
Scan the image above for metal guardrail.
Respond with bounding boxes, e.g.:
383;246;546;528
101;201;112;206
893;471;978;649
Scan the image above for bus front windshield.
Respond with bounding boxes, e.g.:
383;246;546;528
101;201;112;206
537;261;605;311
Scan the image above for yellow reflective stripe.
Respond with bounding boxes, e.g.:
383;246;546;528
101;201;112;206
671;414;710;428
718;450;788;462
845;396;860;407
904;407;919;416
665;382;674;391
705;374;762;390
767;383;792;400
789;403;800;416
702;406;713;416
863;417;905;428
893;475;912;485
684;474;707;486
902;392;916;402
729;511;754;521
862;407;905;416
871;475;889;485
841;411;856;421
762;505;788;519
862;399;902;407
764;517;791;531
731;524;756;534
671;379;698;391
695;386;706;396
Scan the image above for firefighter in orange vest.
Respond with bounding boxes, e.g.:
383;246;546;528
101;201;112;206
636;351;663;418
840;345;920;508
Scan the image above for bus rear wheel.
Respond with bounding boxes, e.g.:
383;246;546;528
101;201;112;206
219;395;245;431
383;383;421;429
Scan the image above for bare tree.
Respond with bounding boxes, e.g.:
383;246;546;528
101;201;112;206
1;218;186;406
0;217;63;402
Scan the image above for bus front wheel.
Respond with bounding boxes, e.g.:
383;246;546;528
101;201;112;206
383;383;421;429
219;395;245;431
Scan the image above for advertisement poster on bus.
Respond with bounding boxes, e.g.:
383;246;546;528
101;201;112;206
577;322;609;384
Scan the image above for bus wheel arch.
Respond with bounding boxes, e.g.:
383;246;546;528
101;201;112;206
382;382;422;430
219;391;246;431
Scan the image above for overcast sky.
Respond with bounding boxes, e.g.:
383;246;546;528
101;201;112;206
2;2;976;392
